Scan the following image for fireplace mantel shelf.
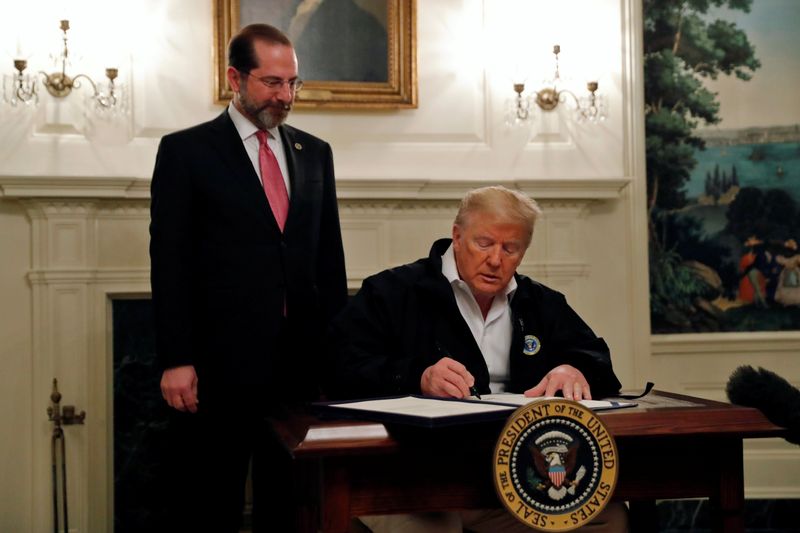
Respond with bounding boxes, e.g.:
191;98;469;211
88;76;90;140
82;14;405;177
0;175;630;201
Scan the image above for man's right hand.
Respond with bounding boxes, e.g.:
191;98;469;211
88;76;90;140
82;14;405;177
161;365;199;413
420;357;475;398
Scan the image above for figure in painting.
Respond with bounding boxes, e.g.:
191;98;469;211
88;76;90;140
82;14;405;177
763;241;783;304
739;236;769;308
240;0;388;83
775;239;800;306
290;0;388;82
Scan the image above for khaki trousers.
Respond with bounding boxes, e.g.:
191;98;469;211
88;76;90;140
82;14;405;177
358;502;628;533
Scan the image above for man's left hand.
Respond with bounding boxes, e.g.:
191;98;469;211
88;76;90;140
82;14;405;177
524;364;592;400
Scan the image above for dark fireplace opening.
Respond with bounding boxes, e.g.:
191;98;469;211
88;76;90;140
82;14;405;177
112;298;254;532
112;298;170;533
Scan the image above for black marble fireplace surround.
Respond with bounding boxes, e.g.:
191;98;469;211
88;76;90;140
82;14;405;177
112;299;798;532
112;298;170;532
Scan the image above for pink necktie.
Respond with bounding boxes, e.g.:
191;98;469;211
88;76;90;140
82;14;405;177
255;130;289;232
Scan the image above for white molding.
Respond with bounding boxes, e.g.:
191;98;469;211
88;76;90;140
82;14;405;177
745;488;800;499
526;260;590;279
620;0;652;393
1;176;151;199
28;269;151;285
744;449;800;460
652;332;800;355
744;441;800;499
1;175;630;201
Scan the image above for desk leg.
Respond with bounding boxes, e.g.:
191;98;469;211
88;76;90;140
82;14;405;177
295;458;356;533
709;439;744;533
628;500;658;533
295;459;321;533
320;460;353;533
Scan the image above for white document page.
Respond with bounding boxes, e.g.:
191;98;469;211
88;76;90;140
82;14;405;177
334;396;515;419
479;394;637;411
305;424;389;441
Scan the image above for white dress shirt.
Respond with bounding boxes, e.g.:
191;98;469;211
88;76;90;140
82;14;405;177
441;244;516;392
228;102;292;197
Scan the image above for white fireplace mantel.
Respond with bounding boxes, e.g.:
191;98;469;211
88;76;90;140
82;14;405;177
0;175;631;201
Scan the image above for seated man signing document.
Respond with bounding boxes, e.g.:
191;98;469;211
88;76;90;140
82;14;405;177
324;186;627;533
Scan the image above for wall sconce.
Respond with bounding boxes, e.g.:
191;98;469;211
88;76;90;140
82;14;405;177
3;20;124;113
506;45;607;127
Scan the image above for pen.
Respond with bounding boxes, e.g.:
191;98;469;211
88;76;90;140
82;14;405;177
436;342;481;400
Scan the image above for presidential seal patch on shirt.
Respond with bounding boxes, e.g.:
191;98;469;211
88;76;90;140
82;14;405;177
523;335;541;356
493;399;618;531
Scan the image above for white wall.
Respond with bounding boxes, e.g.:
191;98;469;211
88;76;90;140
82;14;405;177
0;0;795;531
0;201;34;532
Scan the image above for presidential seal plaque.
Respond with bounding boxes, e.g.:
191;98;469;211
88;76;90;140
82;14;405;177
493;399;618;531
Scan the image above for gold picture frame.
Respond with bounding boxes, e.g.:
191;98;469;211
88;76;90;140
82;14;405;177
213;0;417;109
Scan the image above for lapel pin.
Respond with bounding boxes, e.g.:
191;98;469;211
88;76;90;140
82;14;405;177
294;142;303;150
523;335;541;356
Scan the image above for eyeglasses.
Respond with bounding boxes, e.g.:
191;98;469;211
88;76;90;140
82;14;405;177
243;71;304;92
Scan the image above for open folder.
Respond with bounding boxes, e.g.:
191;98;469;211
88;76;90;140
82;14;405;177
313;394;637;428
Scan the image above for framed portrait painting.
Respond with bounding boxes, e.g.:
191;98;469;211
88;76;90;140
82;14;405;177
213;0;417;109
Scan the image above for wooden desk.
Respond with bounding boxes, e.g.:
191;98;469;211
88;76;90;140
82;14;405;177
269;392;785;533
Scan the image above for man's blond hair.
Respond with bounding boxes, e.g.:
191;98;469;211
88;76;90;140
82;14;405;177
454;186;542;247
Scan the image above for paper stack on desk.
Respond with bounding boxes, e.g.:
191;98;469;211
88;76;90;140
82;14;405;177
479;393;636;411
314;394;636;428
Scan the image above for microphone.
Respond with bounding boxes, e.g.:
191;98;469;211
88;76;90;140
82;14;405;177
726;365;800;445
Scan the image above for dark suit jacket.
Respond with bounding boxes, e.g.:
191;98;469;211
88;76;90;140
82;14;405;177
150;109;347;402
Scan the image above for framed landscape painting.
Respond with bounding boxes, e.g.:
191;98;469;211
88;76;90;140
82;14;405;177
644;0;800;333
213;0;417;109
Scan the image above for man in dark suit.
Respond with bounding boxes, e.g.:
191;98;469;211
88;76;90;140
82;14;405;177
149;23;347;532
